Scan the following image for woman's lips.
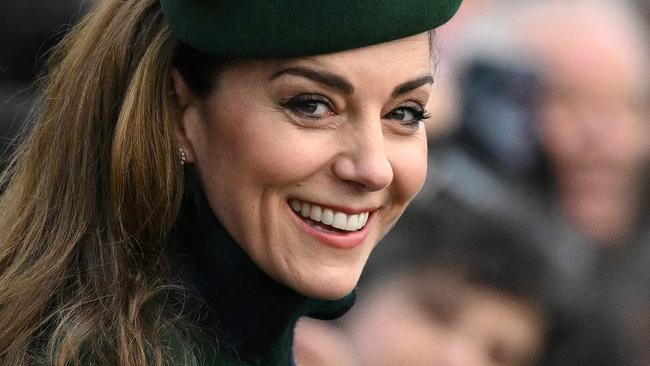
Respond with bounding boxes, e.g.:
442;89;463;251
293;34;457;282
288;199;374;249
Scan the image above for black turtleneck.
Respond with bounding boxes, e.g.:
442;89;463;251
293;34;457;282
172;169;356;366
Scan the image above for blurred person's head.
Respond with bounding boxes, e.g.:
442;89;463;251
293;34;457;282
520;0;650;248
345;213;551;366
348;272;547;366
458;0;650;248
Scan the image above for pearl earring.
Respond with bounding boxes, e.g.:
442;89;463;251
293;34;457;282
178;147;187;166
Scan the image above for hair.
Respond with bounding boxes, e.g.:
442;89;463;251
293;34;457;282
387;191;553;308
0;0;223;365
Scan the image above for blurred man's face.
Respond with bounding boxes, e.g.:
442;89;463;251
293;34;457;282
532;15;650;245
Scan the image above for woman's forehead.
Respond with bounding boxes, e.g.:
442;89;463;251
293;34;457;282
302;33;432;68
231;33;432;84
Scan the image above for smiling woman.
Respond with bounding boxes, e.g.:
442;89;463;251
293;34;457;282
176;37;432;300
0;1;462;365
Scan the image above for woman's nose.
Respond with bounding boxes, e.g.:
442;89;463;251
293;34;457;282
331;122;394;191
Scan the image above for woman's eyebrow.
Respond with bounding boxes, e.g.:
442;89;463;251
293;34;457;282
270;67;432;97
392;75;434;97
270;66;354;94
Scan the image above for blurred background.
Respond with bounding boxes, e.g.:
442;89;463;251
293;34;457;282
1;0;649;365
0;0;91;166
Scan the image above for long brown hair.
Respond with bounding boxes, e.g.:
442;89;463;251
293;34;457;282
0;0;204;364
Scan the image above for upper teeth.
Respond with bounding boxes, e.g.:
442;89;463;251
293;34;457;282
289;199;370;232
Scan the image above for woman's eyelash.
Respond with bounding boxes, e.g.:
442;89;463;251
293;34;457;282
385;103;431;129
279;94;334;118
411;108;431;121
280;93;330;107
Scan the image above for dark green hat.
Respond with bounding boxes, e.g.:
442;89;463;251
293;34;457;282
160;0;463;58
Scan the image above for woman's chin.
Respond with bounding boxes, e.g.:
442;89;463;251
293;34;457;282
289;269;362;301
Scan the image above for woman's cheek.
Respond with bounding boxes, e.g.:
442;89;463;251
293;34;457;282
248;133;331;185
389;134;429;203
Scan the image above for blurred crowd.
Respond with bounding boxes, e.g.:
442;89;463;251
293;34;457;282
1;0;649;365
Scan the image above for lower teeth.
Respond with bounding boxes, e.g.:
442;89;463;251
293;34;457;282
306;218;348;233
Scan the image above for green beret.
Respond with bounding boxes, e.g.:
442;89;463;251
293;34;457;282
160;0;463;58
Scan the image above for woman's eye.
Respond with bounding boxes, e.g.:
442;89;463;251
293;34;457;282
385;104;430;128
387;108;417;122
280;94;334;119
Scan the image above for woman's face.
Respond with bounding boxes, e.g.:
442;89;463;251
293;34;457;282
175;33;431;299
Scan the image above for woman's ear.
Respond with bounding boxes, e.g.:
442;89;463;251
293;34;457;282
169;68;200;164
